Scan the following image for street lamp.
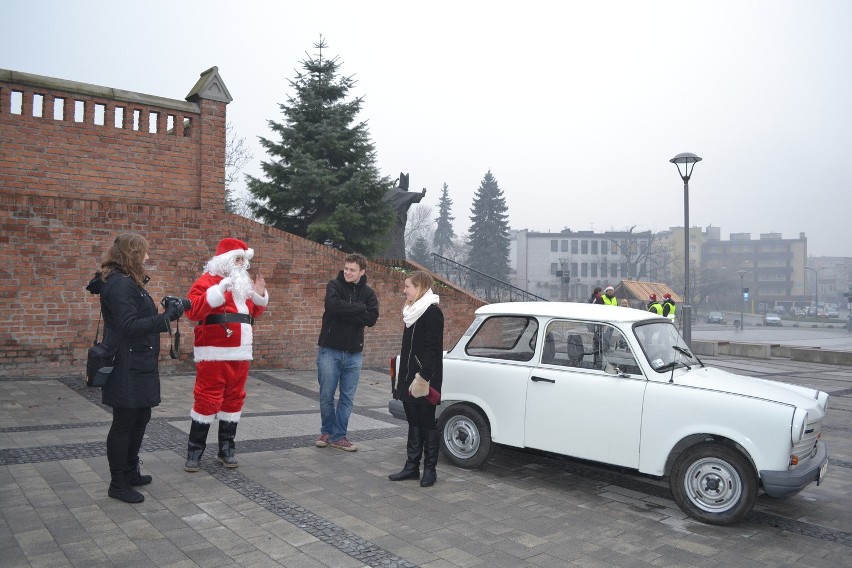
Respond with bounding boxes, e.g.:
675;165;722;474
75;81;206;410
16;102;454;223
738;270;746;331
670;152;702;346
805;266;827;319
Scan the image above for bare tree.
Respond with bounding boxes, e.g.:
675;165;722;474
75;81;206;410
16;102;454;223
405;204;435;251
609;226;673;281
225;122;254;217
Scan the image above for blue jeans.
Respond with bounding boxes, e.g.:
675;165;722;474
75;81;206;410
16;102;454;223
317;347;363;441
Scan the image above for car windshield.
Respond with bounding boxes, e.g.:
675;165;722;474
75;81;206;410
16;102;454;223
634;321;699;372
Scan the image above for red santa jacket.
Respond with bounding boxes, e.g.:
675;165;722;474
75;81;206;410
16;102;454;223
186;272;269;362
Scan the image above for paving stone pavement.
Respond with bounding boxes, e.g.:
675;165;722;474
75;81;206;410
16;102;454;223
0;355;850;567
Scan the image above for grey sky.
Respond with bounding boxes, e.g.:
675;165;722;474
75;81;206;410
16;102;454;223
3;1;851;256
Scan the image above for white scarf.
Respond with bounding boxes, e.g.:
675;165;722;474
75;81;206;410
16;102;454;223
403;289;440;328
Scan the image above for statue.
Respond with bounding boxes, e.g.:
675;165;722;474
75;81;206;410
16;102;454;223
378;172;426;259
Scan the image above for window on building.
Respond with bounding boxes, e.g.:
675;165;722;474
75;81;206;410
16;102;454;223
561;240;569;252
601;262;607;277
611;263;618;276
591;240;598;255
571;240;579;254
621;262;628;277
610;241;618;254
581;240;588;254
551;240;558;252
591;263;598;277
581;263;588;277
550;263;558;275
571;263;578;277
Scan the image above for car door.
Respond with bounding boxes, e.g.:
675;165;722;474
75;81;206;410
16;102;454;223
524;319;647;468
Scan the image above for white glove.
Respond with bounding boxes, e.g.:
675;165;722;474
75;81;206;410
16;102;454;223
218;277;233;293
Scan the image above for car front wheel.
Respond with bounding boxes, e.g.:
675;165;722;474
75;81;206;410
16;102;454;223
437;405;493;469
670;443;758;525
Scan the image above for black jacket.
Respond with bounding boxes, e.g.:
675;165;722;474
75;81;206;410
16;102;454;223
394;304;444;402
317;271;379;353
91;271;169;409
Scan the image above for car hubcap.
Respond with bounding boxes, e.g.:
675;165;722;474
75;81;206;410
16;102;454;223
444;416;480;460
683;457;742;513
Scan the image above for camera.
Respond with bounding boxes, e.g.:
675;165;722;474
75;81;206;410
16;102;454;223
161;296;192;310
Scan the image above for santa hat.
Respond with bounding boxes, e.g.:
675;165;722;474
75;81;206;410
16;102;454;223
605;286;614;292
213;238;254;262
649;293;657;301
664;293;671;299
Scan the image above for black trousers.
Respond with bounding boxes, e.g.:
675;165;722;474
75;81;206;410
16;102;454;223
106;407;151;470
403;400;437;430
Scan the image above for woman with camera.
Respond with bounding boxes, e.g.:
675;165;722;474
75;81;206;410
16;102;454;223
86;233;184;503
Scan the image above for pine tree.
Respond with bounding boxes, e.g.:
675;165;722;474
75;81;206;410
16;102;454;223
246;36;394;255
408;235;432;267
432;182;455;257
467;170;510;281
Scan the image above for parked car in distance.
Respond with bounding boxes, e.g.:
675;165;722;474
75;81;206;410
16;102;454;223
763;312;782;326
817;308;828;318
388;302;829;525
826;308;839;318
773;305;786;314
705;311;725;324
791;308;805;317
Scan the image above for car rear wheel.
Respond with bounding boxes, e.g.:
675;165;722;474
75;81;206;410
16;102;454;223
438;405;493;469
670;443;757;525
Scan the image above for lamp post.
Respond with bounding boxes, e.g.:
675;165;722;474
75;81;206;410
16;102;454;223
670;152;702;346
805;266;827;319
738;270;746;331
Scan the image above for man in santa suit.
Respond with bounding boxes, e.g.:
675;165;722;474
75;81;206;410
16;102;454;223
182;238;269;472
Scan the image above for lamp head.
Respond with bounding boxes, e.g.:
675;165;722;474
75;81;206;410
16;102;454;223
670;152;703;181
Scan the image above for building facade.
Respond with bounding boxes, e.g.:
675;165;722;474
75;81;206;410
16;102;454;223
511;229;653;302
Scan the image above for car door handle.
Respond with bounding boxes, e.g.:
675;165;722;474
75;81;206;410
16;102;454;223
531;376;555;383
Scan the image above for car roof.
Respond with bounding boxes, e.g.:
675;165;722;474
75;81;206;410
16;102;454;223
475;302;664;324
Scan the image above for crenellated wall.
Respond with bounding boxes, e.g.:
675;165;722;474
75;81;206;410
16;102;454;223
0;68;485;378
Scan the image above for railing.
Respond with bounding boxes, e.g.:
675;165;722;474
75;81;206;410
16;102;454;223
430;253;548;303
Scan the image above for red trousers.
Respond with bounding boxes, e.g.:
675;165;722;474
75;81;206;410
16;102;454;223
192;360;250;418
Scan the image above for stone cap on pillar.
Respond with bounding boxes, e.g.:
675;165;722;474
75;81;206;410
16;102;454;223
185;66;233;104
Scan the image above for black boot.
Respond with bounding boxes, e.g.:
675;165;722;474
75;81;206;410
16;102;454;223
184;420;211;472
126;458;152;486
108;469;144;503
217;421;239;468
420;429;440;487
389;426;423;481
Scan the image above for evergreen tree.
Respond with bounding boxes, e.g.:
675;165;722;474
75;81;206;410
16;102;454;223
467;170;510;281
246;36;394;255
432;182;456;257
408;235;432;267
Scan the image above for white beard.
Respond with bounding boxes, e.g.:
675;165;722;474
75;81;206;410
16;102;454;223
230;267;254;304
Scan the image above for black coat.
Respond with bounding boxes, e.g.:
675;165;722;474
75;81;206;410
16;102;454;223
317;272;379;353
394;304;444;402
96;272;169;409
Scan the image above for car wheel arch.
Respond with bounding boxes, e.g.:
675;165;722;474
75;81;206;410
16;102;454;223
663;434;757;478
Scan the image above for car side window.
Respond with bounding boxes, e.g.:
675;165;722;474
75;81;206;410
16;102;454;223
466;316;538;362
542;320;642;375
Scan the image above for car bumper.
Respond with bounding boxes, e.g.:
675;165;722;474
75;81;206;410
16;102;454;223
760;441;829;498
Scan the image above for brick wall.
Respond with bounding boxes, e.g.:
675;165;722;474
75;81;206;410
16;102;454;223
0;68;485;378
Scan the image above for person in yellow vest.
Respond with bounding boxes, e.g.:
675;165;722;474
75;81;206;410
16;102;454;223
602;286;618;306
601;286;618;350
662;293;677;321
647;293;664;315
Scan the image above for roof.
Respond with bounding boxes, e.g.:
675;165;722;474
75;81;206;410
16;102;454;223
475;302;665;324
615;280;682;303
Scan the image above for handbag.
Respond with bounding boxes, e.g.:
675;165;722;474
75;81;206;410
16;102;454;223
409;373;441;405
85;309;115;387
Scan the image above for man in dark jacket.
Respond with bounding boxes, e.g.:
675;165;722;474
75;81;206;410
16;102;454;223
316;253;379;452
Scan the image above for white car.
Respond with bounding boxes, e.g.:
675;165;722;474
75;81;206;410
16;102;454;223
389;302;830;525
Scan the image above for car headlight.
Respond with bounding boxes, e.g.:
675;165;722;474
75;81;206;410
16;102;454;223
791;408;808;444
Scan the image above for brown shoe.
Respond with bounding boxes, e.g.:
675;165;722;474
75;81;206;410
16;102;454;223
329;437;357;452
315;433;331;448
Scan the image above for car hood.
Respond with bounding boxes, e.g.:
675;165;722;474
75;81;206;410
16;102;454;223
669;366;827;415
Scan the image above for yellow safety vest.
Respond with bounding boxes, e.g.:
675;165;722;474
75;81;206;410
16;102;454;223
602;295;618;306
648;302;663;315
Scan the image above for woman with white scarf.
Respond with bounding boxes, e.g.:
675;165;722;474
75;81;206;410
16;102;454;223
389;271;444;487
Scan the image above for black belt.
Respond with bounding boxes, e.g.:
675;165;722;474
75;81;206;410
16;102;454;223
204;313;254;326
